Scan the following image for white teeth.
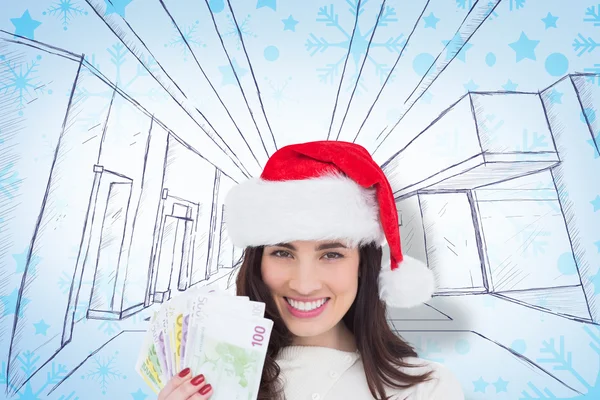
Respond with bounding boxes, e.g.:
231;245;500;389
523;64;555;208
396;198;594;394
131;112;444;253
286;298;327;312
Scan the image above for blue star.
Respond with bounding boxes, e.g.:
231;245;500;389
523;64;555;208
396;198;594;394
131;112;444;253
442;33;473;62
509;32;540;62
104;0;133;18
587;131;599;159
502;80;518;91
464;79;479;92
34;319;50;335
493;377;509;392
256;0;276;10
13;247;41;274
590;270;600;294
594;240;600;253
541;12;558;29
11;10;42;40
0;288;30;318
473;377;488;393
548;88;563;104
131;389;147;400
219;58;248;86
282;15;299;32
592;195;600;212
423;12;440;29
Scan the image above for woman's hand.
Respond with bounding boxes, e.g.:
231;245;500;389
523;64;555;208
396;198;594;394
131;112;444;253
157;368;213;400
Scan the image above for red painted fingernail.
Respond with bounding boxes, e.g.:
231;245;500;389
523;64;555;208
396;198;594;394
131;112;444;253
178;368;190;377
191;374;205;386
199;384;212;395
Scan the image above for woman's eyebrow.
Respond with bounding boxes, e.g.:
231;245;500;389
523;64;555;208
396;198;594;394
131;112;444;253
316;242;347;251
273;243;296;250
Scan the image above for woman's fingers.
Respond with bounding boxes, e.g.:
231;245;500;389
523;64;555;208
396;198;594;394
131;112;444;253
157;368;193;400
169;373;211;399
187;384;213;399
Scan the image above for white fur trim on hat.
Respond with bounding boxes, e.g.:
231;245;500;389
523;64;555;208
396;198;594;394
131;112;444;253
379;247;436;308
224;174;385;248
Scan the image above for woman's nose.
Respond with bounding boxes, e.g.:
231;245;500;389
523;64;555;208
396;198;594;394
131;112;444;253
288;263;322;294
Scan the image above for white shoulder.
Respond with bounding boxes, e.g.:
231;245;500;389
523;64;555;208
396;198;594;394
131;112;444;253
392;357;465;400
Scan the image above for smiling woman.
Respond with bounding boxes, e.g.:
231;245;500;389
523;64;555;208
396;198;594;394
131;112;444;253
224;140;465;400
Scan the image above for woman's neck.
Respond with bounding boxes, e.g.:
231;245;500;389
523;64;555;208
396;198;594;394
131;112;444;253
291;322;357;352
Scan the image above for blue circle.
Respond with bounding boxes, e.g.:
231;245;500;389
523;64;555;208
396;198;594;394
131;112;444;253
264;46;279;61
412;53;435;76
558;252;578;275
455;339;470;355
485;52;496;67
580;108;597;123
511;339;527;354
545;53;569;77
209;0;225;13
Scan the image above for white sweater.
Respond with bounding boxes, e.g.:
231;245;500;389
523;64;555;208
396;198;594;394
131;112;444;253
275;346;464;400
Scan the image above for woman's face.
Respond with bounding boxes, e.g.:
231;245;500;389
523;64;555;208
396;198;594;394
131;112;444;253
261;240;360;341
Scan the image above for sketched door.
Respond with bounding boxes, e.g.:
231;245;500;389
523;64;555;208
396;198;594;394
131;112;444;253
419;191;486;293
154;214;193;300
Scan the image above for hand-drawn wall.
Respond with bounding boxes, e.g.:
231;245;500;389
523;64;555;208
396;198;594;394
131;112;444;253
0;0;598;399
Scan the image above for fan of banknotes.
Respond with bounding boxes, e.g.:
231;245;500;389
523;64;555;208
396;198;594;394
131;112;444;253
136;286;273;399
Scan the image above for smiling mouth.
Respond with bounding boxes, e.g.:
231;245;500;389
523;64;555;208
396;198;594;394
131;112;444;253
284;297;330;312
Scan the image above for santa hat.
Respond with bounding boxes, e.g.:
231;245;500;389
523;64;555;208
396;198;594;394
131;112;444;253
224;141;435;308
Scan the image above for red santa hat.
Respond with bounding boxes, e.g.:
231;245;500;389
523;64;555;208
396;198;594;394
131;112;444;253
224;141;435;308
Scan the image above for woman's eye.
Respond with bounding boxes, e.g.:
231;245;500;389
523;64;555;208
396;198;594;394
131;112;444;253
323;252;343;260
272;250;292;258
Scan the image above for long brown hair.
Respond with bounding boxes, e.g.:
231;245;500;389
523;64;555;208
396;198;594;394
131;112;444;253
236;243;433;399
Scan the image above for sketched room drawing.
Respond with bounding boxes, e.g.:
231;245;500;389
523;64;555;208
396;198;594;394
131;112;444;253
0;0;599;399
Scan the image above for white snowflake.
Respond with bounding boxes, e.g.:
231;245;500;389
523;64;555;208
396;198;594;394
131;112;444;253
43;0;89;31
165;20;206;62
306;1;405;89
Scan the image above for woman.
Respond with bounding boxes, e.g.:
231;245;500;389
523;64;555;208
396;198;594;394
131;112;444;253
157;141;465;400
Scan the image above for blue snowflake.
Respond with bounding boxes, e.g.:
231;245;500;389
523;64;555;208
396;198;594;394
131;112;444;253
584;65;600;86
509;0;526;11
306;1;405;88
515;129;550;160
584;5;600;27
264;76;293;108
456;0;474;10
477;113;505;146
43;0;88;31
573;34;599;57
222;13;257;50
0;350;77;398
0;163;21;200
81;351;127;395
78;42;166;127
164;20;206;62
519;326;600;399
0;54;51;116
412;336;445;363
98;319;121;335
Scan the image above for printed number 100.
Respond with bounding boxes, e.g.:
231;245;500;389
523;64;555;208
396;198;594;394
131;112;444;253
252;326;266;347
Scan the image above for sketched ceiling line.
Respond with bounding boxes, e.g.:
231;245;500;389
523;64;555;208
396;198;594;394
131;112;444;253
85;0;255;179
351;0;432;144
373;0;503;156
158;0;266;168
333;0;387;142
224;0;279;154
326;0;363;141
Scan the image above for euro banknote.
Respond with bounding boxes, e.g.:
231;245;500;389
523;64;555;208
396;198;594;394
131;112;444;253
135;287;272;399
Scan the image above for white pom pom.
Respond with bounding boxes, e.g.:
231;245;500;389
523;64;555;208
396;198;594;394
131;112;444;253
378;255;436;308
